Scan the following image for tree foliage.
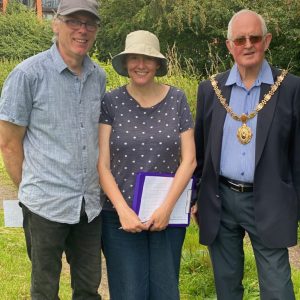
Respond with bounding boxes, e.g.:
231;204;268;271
0;0;299;76
96;0;300;76
0;1;52;60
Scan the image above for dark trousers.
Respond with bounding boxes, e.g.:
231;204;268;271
102;210;185;300
22;205;102;300
209;183;295;300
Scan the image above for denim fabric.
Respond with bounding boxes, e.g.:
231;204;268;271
101;210;185;300
209;183;295;300
22;205;102;300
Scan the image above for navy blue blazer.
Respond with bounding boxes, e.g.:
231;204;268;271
194;67;300;248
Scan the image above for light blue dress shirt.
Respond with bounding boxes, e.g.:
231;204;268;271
0;44;106;223
220;60;273;182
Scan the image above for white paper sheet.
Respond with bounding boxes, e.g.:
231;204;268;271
138;176;193;225
3;200;23;228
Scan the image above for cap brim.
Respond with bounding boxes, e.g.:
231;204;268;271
58;8;100;20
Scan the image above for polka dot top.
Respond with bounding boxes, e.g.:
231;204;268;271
99;85;194;211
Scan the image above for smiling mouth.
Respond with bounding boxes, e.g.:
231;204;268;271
136;71;148;75
74;38;88;44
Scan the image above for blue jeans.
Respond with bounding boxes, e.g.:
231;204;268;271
22;204;102;300
101;210;186;300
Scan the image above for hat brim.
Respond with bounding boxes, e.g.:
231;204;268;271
112;48;168;77
58;8;100;20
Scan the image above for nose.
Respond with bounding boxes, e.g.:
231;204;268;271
244;37;253;47
78;23;88;33
137;57;146;68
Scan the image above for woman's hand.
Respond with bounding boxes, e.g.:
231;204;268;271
118;206;149;233
146;204;172;231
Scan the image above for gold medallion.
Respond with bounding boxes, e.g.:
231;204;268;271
237;123;252;144
210;69;287;145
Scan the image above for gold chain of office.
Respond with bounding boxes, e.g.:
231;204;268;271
210;69;288;144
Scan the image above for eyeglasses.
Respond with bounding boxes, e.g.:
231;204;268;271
231;35;264;46
58;17;99;32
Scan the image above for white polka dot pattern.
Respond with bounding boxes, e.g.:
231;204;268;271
99;85;193;209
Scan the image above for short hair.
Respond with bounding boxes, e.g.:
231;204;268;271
51;14;59;44
227;9;268;40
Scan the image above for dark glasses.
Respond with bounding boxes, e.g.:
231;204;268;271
231;35;264;46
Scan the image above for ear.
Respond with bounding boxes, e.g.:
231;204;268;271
263;33;272;51
226;39;233;55
52;19;59;35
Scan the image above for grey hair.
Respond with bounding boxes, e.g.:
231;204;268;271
227;9;268;40
51;14;59;44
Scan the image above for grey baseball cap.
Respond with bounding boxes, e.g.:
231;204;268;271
57;0;100;20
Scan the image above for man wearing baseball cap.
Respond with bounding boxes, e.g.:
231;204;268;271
0;0;105;298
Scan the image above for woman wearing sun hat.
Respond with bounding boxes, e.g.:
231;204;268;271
98;30;196;299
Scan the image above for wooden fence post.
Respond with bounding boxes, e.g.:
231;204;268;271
36;0;42;19
3;0;8;13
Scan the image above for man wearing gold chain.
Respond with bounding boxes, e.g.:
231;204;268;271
193;9;300;300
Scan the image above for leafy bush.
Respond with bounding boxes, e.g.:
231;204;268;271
0;59;19;94
0;1;52;60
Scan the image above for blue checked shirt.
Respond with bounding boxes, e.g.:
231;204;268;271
0;44;106;224
220;60;274;182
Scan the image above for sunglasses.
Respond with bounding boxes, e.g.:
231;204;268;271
231;35;264;46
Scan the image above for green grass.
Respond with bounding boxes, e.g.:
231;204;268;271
0;62;300;299
0;156;13;186
179;222;300;299
0;211;299;298
180;223;216;299
0;210;72;299
0;209;30;299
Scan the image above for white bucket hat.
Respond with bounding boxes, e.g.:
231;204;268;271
112;30;168;77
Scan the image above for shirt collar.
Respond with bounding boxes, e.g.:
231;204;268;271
225;59;274;88
50;43;96;75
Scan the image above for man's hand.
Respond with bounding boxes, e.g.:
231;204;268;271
191;203;199;226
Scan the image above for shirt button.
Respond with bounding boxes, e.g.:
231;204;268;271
80;122;84;128
83;146;86;150
242;152;246;156
241;172;244;176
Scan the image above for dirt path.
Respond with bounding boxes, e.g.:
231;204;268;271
0;183;18;207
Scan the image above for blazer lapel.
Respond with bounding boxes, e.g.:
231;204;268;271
211;73;231;174
255;69;281;167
